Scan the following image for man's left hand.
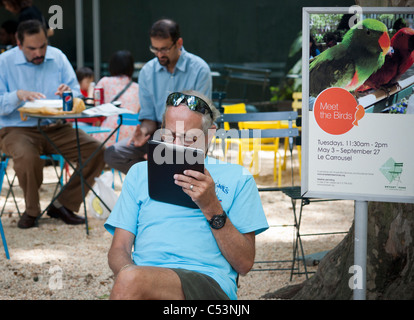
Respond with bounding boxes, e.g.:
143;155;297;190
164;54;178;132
174;168;222;219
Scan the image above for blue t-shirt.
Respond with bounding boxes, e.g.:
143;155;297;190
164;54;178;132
104;156;269;300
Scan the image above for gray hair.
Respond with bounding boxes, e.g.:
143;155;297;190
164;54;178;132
163;90;220;132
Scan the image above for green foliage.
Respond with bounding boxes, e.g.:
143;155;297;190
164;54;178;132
270;32;302;102
310;14;343;38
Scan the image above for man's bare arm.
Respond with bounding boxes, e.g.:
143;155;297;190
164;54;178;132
108;228;136;276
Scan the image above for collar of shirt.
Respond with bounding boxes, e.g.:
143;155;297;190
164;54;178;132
14;46;54;65
155;47;188;74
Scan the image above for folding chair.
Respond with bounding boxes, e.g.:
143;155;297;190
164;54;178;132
281;92;302;176
112;113;140;184
0;153;66;218
40;154;66;186
74;122;112;135
0;158;10;259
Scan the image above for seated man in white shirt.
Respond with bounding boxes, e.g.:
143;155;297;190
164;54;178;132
0;20;105;229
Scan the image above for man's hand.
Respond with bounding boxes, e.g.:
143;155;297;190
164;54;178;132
55;84;71;97
17;90;46;102
174;168;222;218
128;124;151;148
174;167;256;275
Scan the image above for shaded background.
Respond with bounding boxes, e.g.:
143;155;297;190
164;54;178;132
0;0;356;101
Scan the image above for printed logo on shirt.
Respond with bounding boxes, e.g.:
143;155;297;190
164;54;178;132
215;180;229;202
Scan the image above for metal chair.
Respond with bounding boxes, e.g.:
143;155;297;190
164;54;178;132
74;122;112;135
112;113;140;184
281;92;302;176
0;157;10;259
0;153;66;218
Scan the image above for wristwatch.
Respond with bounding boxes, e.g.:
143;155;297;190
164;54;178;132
208;211;227;229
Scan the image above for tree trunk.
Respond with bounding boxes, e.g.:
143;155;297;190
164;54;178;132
263;202;414;300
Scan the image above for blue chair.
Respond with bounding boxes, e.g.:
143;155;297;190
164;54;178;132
73;122;112;135
0;158;10;259
115;113;140;141
40;154;66;186
1;153;66;218
112;113;140;184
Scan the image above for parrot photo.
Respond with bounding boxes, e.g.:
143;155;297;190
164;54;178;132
356;27;414;92
309;19;390;97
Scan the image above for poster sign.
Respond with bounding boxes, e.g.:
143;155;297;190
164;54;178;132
302;7;414;203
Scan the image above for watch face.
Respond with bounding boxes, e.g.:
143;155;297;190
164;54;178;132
209;212;226;229
211;216;225;229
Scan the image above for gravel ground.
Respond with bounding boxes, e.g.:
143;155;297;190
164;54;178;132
0;149;354;300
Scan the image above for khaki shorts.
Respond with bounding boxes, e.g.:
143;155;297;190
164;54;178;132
171;268;230;300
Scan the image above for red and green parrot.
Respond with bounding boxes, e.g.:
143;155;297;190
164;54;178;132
309;19;390;97
356;27;414;92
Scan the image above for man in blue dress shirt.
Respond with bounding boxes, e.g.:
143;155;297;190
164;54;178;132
104;18;212;174
0;20;105;229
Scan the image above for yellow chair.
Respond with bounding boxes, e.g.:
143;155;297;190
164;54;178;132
213;103;285;185
212;103;247;164
292;91;302;112
238;120;283;185
281;92;302;177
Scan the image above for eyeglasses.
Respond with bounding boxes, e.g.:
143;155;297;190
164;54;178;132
149;41;176;55
160;129;204;146
166;92;213;119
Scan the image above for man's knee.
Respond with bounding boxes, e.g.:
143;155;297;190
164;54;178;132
103;145;116;165
104;144;131;174
110;268;151;300
110;266;185;300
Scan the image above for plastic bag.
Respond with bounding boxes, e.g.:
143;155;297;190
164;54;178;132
87;171;118;219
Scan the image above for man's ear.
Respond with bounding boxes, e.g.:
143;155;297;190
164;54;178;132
16;34;22;50
207;124;217;142
176;37;183;49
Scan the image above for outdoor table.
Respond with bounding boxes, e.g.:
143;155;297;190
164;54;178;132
27;113;124;235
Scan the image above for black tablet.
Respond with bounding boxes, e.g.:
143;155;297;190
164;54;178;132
147;140;204;208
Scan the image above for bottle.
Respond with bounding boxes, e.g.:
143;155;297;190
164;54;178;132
87;82;95;99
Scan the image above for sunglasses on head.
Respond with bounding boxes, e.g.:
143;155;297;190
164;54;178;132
166;92;213;119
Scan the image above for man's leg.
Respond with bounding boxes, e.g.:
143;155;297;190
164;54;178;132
110;266;185;300
104;138;147;174
0;127;44;218
43;123;105;213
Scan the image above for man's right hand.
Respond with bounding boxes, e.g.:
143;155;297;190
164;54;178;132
128;124;151;147
17;90;46;102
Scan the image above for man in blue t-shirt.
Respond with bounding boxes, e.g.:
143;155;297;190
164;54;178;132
104;18;212;174
105;91;268;300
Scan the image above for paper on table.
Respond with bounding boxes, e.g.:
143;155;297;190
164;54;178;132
23;99;63;109
82;103;134;116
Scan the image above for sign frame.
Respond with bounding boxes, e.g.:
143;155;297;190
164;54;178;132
302;7;414;204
